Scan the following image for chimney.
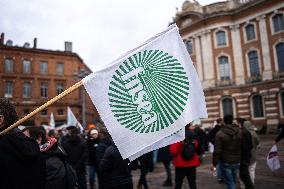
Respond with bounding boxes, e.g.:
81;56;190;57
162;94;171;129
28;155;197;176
65;41;72;52
33;38;37;48
0;33;4;45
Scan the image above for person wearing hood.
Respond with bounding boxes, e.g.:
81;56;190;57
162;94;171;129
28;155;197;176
212;115;242;189
27;126;79;189
0;98;45;189
244;121;259;185
62;126;88;189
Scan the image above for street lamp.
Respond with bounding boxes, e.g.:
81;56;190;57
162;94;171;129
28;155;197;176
73;68;89;127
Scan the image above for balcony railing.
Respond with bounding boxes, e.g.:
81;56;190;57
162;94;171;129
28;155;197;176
216;79;235;87
245;74;262;84
273;71;284;80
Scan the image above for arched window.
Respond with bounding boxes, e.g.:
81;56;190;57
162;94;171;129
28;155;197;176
216;31;226;46
273;14;284;33
280;91;284;116
222;98;234;117
248;51;260;77
219;56;230;80
252;95;264;118
245;24;256;41
185;40;193;54
276;42;284;72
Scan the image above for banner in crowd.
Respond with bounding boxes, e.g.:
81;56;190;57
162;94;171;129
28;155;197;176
83;24;207;160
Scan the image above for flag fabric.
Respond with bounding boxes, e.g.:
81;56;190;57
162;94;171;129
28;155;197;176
267;144;281;171
49;113;55;129
67;107;84;132
83;24;207;160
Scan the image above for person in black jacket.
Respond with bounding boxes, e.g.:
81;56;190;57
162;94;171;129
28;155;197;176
95;127;113;189
208;118;224;183
62;126;88;189
87;128;99;189
137;151;153;189
158;145;173;186
236;118;254;189
0;98;45;189
99;141;133;189
275;123;284;143
27;126;79;189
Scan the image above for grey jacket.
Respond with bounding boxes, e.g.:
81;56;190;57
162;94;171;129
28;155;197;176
244;121;260;163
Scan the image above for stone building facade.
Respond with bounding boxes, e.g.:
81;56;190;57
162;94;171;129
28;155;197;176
174;0;284;129
0;33;98;127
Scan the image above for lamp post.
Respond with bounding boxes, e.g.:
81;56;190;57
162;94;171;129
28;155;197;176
73;68;89;128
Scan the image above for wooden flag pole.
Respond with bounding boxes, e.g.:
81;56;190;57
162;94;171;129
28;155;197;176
0;80;83;135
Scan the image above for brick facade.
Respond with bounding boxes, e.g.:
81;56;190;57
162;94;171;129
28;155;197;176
174;0;284;130
0;35;99;127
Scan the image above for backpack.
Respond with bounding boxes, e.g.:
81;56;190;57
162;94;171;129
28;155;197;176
181;138;196;160
63;160;80;189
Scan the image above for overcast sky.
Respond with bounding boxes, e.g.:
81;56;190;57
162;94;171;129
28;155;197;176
0;0;217;71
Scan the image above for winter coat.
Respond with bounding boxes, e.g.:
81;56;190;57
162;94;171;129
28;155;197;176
208;124;221;145
87;138;99;166
62;135;88;174
240;128;253;165
244;121;260;163
99;144;132;189
157;145;172;162
0;131;45;189
170;129;200;168
44;146;68;189
95;137;112;170
213;124;242;166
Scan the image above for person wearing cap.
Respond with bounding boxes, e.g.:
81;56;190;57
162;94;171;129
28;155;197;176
87;128;99;189
0;98;45;189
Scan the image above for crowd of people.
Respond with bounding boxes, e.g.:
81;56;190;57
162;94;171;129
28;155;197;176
0;98;282;189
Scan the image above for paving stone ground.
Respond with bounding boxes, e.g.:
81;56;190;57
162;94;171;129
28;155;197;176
132;134;284;189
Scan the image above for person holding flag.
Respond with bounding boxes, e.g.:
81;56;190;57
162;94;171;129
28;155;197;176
0;98;45;189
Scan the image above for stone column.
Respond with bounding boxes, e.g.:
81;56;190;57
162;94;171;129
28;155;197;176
200;30;215;88
230;24;245;85
194;35;204;81
257;15;272;80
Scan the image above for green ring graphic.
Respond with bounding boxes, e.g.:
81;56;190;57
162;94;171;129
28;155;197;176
108;50;189;133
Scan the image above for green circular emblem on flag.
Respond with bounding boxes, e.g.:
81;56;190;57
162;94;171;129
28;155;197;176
108;50;189;133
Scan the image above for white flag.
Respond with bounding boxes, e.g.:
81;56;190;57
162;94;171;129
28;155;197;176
49;112;55;129
267;144;281;171
83;24;207;159
67;107;83;132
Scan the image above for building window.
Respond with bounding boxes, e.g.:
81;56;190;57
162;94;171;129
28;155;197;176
57;109;64;116
185;40;193;54
40;109;48;116
56;83;64;95
245;24;256;41
4;59;13;73
56;63;64;75
4;81;13;98
222;98;233;117
248;51;260;77
23;82;31;98
276;42;284;72
23;60;31;74
273;14;284;33
252;95;264;118
219;56;230;80
40;61;48;74
40;82;48;98
216;31;226;46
